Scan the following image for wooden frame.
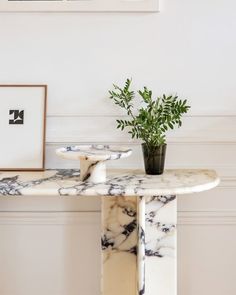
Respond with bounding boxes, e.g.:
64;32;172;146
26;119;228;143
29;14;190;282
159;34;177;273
0;85;47;171
0;0;159;12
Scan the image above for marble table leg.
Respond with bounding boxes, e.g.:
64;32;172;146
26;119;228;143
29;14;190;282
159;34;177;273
144;195;177;295
101;195;177;295
137;196;145;295
101;196;138;295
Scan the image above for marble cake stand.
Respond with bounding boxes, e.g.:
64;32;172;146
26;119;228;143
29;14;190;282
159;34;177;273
56;145;132;183
0;169;220;295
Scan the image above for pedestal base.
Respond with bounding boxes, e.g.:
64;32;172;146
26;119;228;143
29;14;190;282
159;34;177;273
80;159;106;183
56;145;132;184
101;195;177;295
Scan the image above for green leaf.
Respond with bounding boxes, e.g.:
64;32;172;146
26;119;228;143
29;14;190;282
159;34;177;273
108;80;190;146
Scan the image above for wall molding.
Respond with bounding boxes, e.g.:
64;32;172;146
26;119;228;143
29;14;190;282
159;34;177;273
0;0;159;12
0;211;236;226
0;212;100;225
217;177;236;188
46;140;236;145
45;115;236;143
46;114;236;118
178;211;236;225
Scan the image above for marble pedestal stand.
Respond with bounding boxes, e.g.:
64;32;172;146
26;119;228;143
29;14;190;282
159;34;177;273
0;168;220;295
56;145;132;183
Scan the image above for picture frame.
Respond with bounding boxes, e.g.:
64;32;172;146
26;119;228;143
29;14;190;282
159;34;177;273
0;0;159;12
0;85;47;171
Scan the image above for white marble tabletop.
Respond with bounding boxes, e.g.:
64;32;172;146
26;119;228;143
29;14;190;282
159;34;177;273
0;169;220;197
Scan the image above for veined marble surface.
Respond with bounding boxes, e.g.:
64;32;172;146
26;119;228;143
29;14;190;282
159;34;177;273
56;145;132;183
145;196;177;295
0;169;219;196
101;194;177;295
101;196;138;295
0;168;219;295
56;145;132;161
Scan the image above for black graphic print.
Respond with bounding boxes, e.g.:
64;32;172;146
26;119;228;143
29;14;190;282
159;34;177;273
9;110;24;125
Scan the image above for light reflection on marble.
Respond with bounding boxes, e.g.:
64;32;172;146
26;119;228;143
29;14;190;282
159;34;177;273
101;196;138;295
0;169;220;197
145;196;177;295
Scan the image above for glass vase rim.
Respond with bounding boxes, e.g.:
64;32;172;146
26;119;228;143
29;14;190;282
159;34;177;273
141;143;167;147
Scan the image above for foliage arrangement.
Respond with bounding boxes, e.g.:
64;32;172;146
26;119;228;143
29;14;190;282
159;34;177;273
109;79;191;148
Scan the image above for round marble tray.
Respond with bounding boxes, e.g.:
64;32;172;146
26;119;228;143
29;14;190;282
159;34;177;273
56;145;132;183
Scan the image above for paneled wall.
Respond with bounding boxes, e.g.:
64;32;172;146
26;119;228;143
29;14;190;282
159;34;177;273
0;0;236;294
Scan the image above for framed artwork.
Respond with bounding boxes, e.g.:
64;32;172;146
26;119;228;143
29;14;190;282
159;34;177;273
0;0;158;12
0;85;47;171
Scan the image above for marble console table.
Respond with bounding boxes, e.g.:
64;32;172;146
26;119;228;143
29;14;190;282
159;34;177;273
0;169;219;295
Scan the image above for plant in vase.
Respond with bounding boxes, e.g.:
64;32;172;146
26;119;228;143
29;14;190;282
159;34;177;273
108;78;191;175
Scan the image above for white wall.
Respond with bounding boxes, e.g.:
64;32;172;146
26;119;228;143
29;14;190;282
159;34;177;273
0;0;236;294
